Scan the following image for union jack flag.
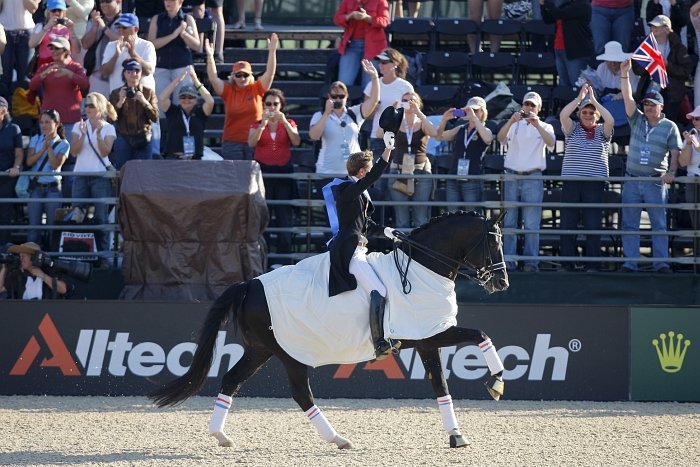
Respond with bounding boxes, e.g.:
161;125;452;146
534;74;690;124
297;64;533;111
631;34;668;88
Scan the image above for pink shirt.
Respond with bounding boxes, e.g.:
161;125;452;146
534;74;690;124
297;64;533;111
251;119;297;166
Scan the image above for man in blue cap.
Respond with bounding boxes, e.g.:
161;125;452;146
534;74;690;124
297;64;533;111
101;12;156;94
619;59;682;273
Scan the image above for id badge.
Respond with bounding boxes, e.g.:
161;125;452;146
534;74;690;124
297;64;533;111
401;153;415;174
183;136;195;158
639;146;651;165
457;158;470;176
341;142;350;160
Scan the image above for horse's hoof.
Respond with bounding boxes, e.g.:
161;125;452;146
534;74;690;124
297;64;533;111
485;374;504;401
449;434;471;448
332;434;354;449
211;431;234;447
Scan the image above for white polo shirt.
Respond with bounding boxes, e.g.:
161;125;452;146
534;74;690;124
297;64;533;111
503;120;555;172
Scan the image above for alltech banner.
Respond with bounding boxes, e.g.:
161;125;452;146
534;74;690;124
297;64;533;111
1;302;629;400
630;306;700;402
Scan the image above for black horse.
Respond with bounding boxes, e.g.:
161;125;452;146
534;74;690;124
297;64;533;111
149;211;509;449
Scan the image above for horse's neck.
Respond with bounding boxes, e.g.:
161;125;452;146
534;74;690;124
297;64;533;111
399;243;459;281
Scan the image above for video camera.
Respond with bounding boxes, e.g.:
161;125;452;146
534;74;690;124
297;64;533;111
0;252;92;282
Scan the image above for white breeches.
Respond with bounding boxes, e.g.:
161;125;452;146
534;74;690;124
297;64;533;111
349;247;387;297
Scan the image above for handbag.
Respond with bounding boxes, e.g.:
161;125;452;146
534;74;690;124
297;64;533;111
392;179;415;196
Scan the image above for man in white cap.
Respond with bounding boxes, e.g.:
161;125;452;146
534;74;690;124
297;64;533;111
633;14;693;125
496;91;555;272
101;13;156;94
619;59;681;273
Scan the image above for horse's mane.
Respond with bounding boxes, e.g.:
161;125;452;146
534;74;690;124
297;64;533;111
408;210;484;238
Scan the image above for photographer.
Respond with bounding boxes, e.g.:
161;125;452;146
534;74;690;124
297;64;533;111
0;242;68;300
109;58;159;168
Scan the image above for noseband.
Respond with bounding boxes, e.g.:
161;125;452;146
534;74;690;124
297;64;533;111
392;223;506;293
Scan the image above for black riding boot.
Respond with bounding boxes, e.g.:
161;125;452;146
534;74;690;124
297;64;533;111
369;290;401;359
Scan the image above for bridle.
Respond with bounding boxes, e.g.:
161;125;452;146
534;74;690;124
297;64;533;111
391;221;506;293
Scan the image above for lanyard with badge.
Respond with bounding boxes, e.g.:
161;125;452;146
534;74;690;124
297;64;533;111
640;119;656;166
330;112;351;160
458;127;478;176
181;108;195;159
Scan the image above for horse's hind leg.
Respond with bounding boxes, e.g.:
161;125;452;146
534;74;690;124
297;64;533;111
416;347;470;448
208;348;272;447
279;355;354;449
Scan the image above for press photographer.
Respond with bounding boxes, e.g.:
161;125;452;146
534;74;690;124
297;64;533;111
0;242;91;300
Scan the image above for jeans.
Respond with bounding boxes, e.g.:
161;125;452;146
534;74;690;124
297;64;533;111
27;184;62;248
388;169;434;228
503;175;543;269
1;29;31;87
221;140;254;160
555;50;589;87
445;179;483;214
111;135;154;169
590;5;635;56
621;178;669;270
72;175;114;252
154;67;193;100
559;180;605;268
0;175;17;246
338;40;372;88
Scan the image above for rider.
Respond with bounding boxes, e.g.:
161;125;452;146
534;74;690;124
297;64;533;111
325;107;403;360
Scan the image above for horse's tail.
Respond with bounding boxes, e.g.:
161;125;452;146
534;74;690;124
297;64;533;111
147;281;249;408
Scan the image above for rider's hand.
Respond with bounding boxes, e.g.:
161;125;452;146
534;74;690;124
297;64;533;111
383;131;395;151
384;227;397;240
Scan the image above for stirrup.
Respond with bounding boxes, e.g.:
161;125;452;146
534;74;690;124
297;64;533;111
485;374;504;401
374;339;401;360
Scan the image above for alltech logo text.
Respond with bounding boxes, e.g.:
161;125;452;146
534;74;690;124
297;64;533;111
10;314;577;382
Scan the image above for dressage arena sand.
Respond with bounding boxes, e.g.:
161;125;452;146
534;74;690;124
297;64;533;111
1;397;698;467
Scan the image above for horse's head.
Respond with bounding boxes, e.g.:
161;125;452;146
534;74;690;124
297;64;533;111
403;211;509;294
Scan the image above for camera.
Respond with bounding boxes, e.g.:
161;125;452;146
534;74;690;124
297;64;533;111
34;253;92;282
520;110;531;119
126;87;137;99
453;108;466;118
690;129;697;136
333;101;343;109
56;18;66;25
0;253;19;267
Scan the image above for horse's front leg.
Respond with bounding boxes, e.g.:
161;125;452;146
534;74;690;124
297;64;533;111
279;354;354;449
416;347;470;448
420;326;505;400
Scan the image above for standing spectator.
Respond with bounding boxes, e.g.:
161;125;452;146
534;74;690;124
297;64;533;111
159;66;214;159
646;0;686;33
101;13;156;93
26;109;70;249
633;15;693;126
691;2;700;108
65;0;95;45
108;58;159;167
309;60;379;189
29;36;89;139
558;84;614;271
589;0;635;57
81;0;122;97
231;0;265;30
468;0;503;53
395;1;421;18
436;96;494;214
540;0;594;87
680;106;700;234
364;48;413;221
147;0;200;98
377;91;439;229
0;97;24;247
248;89;301;263
0;0;38;90
204;34;278;160
28;0;81;70
619;59;681;273
70;92;117;252
333;0;389;88
496;91;556;272
202;0;225;63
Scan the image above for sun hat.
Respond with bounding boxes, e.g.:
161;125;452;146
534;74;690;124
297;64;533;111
467;96;486;109
375;51;392;61
596;41;632;62
232;61;252;74
648;14;672;31
8;242;42;255
686;105;700;119
46;0;67;10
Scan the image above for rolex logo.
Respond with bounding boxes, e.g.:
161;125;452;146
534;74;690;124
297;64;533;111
652;331;691;373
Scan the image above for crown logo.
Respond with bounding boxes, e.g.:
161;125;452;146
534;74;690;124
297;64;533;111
652;331;691;373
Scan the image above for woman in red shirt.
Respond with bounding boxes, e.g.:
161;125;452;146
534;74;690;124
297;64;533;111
248;89;301;265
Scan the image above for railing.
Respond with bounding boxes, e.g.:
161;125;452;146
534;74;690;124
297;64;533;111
1;170;698;272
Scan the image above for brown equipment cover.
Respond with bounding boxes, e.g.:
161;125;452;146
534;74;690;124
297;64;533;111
117;160;269;300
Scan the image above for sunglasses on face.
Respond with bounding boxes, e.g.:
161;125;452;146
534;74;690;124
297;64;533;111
85;103;96;109
693;117;700;122
234;73;250;79
264;101;281;107
379;60;392;65
330;94;346;100
51;9;63;13
580;110;596;116
125;69;141;74
180;95;196;100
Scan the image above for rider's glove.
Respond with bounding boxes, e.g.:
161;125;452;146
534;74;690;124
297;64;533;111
383;131;395;151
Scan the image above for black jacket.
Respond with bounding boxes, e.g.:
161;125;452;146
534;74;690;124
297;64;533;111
541;0;594;61
327;157;389;297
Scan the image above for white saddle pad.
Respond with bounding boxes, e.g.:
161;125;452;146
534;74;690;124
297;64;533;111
257;250;457;368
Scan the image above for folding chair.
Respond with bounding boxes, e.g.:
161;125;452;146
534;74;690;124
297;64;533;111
388;17;434;53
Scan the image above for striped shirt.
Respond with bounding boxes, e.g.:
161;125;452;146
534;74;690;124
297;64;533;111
627;110;682;176
562;122;611;178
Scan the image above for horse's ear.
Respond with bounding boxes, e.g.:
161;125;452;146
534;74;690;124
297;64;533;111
491;211;505;226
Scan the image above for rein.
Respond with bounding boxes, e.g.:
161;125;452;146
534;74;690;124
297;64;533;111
391;225;505;293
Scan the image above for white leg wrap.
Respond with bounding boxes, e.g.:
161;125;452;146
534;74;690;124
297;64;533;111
437;395;459;433
208;393;232;434
480;338;504;375
305;405;337;442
